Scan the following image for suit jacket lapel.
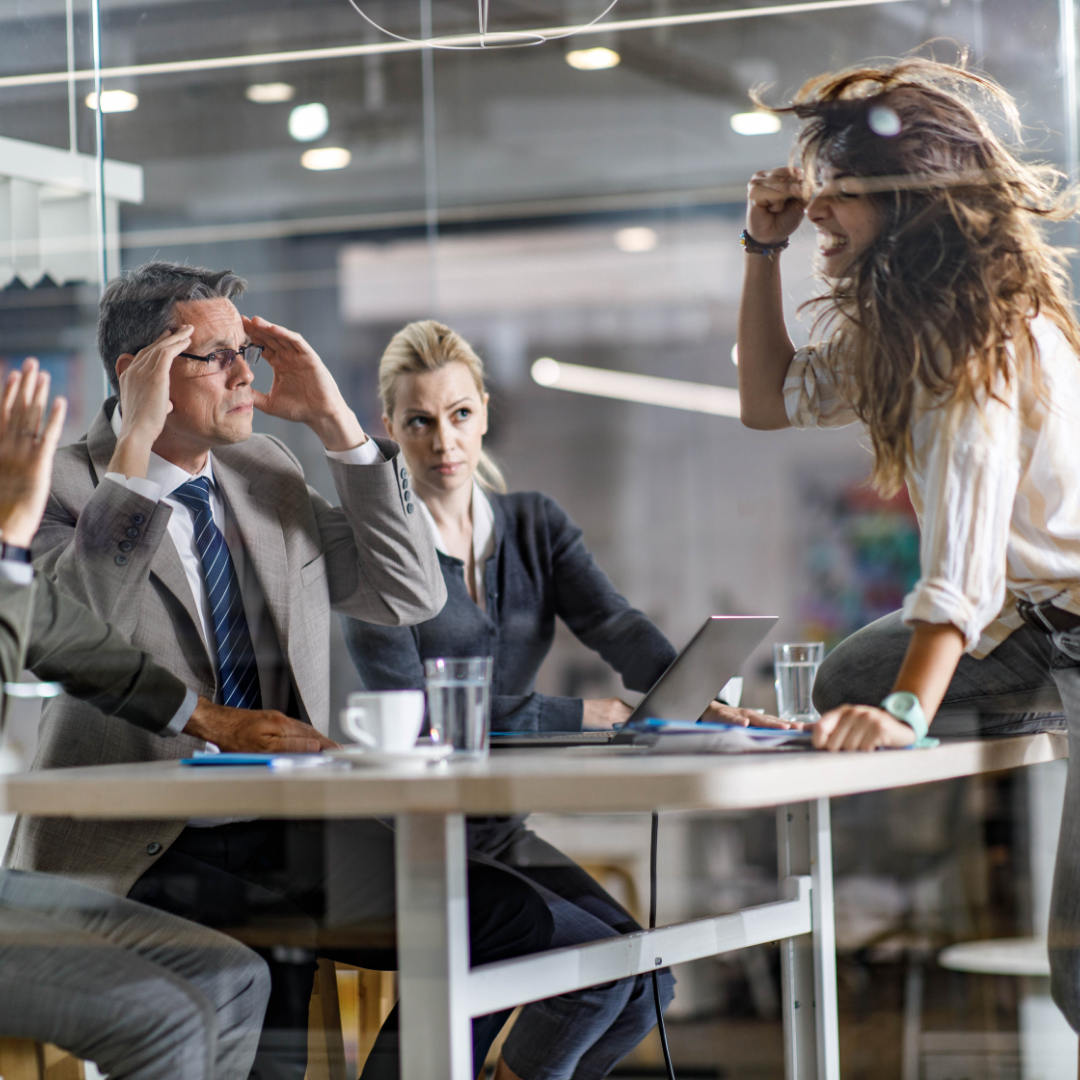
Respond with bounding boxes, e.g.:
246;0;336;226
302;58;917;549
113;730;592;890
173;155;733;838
87;400;209;662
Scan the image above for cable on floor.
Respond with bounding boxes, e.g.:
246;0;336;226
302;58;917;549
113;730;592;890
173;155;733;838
650;810;676;1080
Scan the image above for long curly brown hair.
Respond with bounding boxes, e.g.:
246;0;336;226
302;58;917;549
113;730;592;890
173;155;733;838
759;56;1080;493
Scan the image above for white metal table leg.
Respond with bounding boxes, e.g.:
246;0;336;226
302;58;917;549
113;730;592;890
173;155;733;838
395;812;474;1080
777;799;841;1080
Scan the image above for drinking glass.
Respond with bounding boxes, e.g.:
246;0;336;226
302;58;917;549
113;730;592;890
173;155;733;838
424;657;493;760
773;642;825;723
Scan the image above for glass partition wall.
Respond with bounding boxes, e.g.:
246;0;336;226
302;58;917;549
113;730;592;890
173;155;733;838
3;0;1072;707
2;2;1077;1075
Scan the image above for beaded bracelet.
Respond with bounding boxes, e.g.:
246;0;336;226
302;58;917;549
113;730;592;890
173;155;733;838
740;229;790;257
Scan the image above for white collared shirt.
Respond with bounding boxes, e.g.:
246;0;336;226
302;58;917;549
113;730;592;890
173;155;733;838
416;480;496;611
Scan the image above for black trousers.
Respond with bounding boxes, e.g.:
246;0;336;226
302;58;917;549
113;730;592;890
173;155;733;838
128;819;554;1080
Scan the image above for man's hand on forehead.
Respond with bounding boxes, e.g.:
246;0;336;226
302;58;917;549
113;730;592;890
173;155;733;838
240;313;367;451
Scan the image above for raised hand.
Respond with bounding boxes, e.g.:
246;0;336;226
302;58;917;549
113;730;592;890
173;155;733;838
811;704;917;751
184;696;341;753
242;315;367;452
0;358;68;547
109;324;193;479
747;166;809;245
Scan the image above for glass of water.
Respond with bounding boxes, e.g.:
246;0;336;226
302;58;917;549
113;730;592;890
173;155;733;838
424;657;493;760
773;643;825;723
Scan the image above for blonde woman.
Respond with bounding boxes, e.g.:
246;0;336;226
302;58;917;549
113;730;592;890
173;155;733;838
343;321;786;1080
736;57;1080;1028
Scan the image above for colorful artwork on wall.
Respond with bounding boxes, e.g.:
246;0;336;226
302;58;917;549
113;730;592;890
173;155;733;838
795;462;921;648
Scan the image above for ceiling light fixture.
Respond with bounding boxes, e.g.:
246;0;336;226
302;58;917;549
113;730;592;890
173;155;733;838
566;47;621;70
84;89;138;113
345;0;621;50
613;226;657;252
289;102;330;142
301;147;351;171
531;358;740;418
246;82;295;103
730;111;782;136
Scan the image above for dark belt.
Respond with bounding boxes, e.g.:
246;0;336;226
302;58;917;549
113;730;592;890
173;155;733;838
1017;598;1080;634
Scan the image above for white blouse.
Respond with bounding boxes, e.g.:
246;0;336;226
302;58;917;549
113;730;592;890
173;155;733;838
416;480;497;612
783;313;1080;657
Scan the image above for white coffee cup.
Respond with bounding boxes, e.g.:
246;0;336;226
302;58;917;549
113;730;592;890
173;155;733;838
340;690;426;753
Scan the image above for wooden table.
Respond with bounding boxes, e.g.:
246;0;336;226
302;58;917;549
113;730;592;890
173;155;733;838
1;734;1066;1080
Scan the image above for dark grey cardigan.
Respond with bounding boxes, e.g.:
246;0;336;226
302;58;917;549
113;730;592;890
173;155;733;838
341;490;677;732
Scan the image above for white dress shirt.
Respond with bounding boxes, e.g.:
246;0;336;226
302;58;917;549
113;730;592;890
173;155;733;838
416;480;496;611
784;312;1080;657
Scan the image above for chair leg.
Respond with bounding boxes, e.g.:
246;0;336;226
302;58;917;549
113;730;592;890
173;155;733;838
40;1046;84;1080
356;970;397;1076
0;1038;45;1080
306;959;347;1080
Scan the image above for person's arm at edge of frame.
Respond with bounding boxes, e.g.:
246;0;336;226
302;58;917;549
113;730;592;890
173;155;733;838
737;167;808;431
14;571;334;752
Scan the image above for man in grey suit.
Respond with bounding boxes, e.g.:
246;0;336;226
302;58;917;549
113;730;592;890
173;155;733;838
0;356;271;1080
10;263;553;1080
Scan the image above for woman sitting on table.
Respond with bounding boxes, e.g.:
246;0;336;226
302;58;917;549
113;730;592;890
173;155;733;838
342;320;776;1080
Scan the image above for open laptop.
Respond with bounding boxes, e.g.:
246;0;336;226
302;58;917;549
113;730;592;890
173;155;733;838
490;615;778;748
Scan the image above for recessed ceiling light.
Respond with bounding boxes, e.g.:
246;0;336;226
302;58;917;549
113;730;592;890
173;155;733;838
84;89;138;113
565;47;620;71
614;226;658;253
730;111;782;136
301;147;351;171
246;82;295;104
289;102;329;142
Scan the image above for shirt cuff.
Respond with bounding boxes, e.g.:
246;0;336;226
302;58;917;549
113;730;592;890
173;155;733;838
160;686;199;737
105;472;163;503
901;579;982;652
325;438;384;466
0;560;34;586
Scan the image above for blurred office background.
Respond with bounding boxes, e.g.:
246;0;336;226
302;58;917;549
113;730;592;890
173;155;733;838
1;1;1075;1076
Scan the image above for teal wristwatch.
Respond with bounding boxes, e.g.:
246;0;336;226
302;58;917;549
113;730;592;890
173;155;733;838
880;692;940;749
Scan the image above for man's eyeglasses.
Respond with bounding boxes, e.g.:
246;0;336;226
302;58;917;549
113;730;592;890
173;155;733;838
177;344;264;375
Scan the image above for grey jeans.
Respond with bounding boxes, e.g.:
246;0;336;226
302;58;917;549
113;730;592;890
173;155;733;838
0;869;270;1080
812;611;1080;1030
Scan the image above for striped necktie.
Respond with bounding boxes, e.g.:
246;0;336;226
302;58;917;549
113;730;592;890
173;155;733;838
171;477;262;710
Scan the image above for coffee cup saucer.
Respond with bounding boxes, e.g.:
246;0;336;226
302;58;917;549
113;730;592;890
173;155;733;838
325;742;453;768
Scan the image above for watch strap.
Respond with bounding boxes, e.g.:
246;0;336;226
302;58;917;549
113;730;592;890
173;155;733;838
0;542;32;564
880;692;939;749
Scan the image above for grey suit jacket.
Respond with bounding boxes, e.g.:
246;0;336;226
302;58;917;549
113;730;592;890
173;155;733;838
7;399;445;894
0;575;188;731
